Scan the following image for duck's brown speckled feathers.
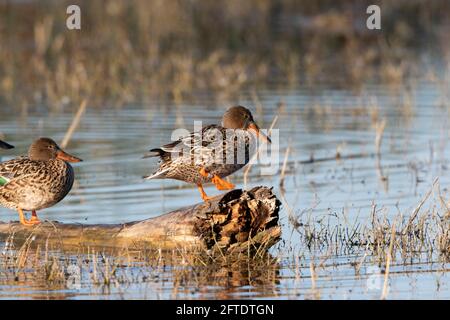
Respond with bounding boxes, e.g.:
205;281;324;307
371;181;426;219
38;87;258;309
145;124;254;185
0;156;75;211
0;137;81;226
144;106;271;201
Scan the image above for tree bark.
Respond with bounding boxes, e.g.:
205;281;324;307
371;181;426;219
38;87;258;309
0;186;281;255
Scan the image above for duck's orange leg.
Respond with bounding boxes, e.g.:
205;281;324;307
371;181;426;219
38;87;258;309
211;175;235;191
199;167;209;179
197;184;213;201
198;167;234;195
30;210;41;224
17;208;39;227
198;167;214;201
199;167;235;191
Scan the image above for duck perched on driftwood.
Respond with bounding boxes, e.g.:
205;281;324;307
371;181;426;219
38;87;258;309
0;120;280;255
144;106;271;201
0;138;82;226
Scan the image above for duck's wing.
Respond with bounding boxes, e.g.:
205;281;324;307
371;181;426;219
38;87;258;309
145;124;223;160
0;157;36;186
143;125;226;179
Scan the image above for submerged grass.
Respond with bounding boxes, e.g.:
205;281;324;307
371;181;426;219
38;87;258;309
0;237;281;298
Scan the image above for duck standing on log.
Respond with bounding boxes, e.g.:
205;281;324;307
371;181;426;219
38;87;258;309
0;138;82;226
143;106;271;201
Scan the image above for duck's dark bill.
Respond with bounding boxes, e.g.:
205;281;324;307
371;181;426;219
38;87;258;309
0;140;14;149
248;123;272;144
56;150;83;162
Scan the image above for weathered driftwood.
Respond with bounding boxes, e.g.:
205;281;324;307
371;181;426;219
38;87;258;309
0;186;281;255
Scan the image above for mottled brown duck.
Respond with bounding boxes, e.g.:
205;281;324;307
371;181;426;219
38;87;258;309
0;137;82;226
144;106;271;201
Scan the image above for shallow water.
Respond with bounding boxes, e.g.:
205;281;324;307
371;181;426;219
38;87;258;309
0;74;450;299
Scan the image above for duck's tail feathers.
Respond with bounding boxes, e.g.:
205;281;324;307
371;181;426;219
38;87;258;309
0;140;14;149
142;148;165;159
143;168;170;180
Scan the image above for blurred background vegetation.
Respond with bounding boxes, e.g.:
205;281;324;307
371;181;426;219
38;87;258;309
0;0;448;109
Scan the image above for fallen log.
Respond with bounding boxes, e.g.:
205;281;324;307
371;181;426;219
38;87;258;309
0;186;281;255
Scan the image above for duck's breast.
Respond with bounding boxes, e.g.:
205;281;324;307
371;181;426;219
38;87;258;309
206;129;253;178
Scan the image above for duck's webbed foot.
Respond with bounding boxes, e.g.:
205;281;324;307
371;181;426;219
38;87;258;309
30;210;41;224
211;175;235;191
17;208;41;226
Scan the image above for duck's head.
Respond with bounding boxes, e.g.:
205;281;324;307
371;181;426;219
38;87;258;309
29;137;82;162
222;106;271;143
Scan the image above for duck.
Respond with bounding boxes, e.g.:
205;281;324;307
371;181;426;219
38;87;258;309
0;137;82;226
0;140;14;149
143;105;271;201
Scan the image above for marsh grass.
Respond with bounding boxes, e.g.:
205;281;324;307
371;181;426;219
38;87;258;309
0;176;448;299
287;180;450;265
0;0;448;110
0;235;282;298
0;0;449;299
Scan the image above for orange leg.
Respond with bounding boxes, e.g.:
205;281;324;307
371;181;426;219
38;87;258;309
211;175;235;191
197;184;213;202
17;208;40;227
199;167;209;178
30;210;41;224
